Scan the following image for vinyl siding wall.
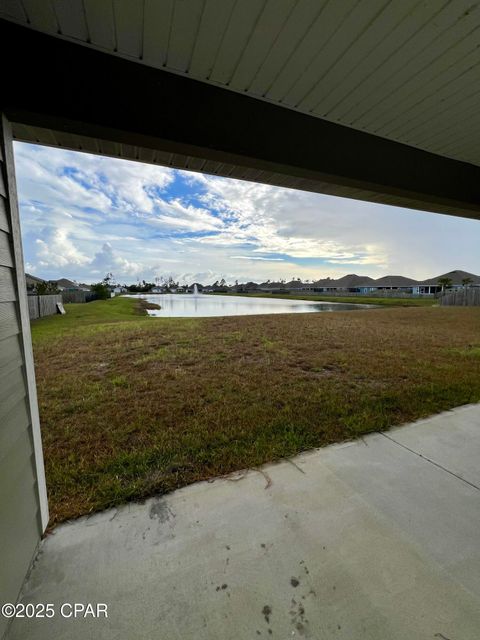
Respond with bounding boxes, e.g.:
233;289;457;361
0;117;46;640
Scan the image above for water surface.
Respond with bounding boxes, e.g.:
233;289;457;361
132;294;374;318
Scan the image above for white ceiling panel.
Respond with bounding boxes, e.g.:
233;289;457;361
305;0;420;115
387;68;480;146
166;0;204;72
247;0;327;96
208;0;265;85
53;0;88;40
280;0;389;109
112;0;143;58
2;0;480;166
189;0;236;78
0;0;25;21
336;0;477;127
83;0;116;50
447;115;480;151
429;110;480;156
379;47;480;139
143;0;173;68
20;0;58;33
318;1;449;123
264;0;351;104
227;0;297;92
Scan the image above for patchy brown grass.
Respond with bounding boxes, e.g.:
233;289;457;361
139;300;161;311
32;298;480;526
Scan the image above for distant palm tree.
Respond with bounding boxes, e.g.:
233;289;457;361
437;277;452;294
460;277;473;306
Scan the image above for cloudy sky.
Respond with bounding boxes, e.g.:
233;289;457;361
14;142;480;285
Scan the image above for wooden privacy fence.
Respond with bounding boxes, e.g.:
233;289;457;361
440;288;480;306
61;290;96;303
28;294;63;320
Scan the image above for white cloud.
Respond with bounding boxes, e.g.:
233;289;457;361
231;256;285;261
14;143;173;215
90;243;143;277
13;142;480;284
184;173;387;265
36;228;90;268
151;198;223;232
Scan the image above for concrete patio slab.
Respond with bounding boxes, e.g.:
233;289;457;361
386;403;480;488
7;404;480;640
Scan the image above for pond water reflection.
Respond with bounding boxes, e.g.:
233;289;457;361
131;294;375;318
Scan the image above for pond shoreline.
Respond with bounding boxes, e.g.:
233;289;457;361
128;293;376;318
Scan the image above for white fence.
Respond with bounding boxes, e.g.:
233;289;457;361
28;294;63;320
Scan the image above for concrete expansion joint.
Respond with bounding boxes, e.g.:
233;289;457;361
379;431;480;493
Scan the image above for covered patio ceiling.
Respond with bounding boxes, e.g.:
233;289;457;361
1;0;480;219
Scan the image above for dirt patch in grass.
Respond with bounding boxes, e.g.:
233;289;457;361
138;300;161;311
31;298;480;526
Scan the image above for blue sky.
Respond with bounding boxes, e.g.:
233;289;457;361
14;142;480;285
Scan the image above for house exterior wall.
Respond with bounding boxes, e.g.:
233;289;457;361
0;115;47;639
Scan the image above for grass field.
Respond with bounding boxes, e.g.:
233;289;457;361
31;297;480;526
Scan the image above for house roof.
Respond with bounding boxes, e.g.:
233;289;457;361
374;275;419;287
333;274;377;288
54;278;78;288
419;270;480;286
25;273;45;285
312;278;336;287
258;281;284;289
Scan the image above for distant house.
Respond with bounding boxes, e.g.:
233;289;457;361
284;279;304;290
311;274;426;295
54;278;77;291
233;281;258;293
373;275;418;292
54;278;91;292
416;270;480;294
311;277;337;292
311;274;377;293
334;274;377;292
25;273;46;292
258;281;289;292
205;283;229;293
175;270;480;297
150;286;165;294
112;286;127;294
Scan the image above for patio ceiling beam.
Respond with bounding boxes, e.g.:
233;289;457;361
1;19;480;219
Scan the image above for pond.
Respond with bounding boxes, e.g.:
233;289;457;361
131;294;375;318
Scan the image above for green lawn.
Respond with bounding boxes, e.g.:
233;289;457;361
31;297;480;526
31;296;149;343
